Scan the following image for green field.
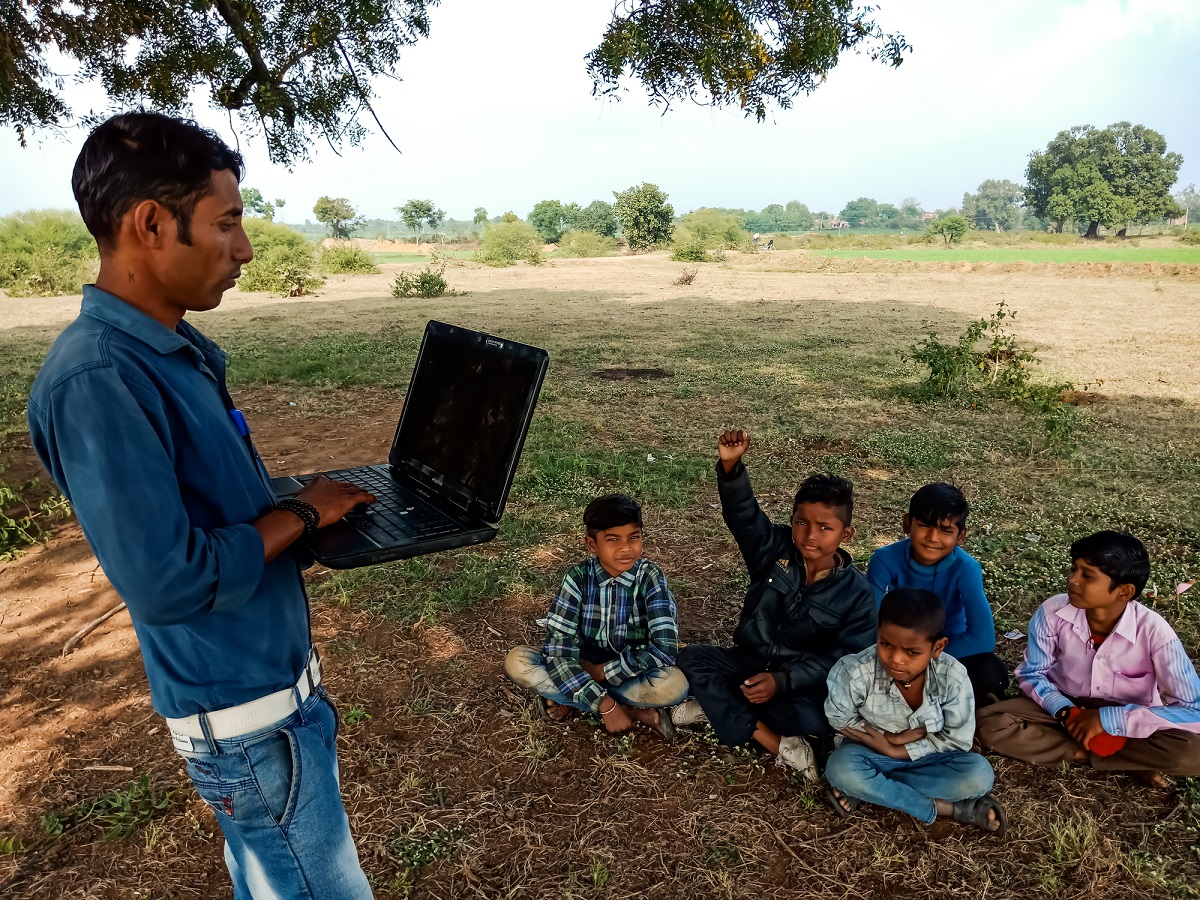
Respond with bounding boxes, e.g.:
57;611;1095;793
809;245;1200;264
368;250;476;263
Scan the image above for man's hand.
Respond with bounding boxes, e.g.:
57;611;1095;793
841;724;909;759
741;672;777;704
885;726;928;746
580;660;608;684
294;476;375;527
599;697;634;733
718;429;751;474
1065;708;1107;748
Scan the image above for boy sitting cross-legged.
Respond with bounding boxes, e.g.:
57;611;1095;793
504;493;686;740
674;429;876;780
824;588;1005;834
866;483;1008;707
977;531;1200;786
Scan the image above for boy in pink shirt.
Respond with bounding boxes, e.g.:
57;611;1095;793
977;531;1200;784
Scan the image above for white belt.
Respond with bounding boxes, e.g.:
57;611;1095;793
166;650;322;743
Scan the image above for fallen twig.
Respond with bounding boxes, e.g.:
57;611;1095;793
62;601;127;655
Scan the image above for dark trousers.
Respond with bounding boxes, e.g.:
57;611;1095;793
957;651;1010;708
677;644;828;748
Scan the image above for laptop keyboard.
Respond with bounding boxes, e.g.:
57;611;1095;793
301;467;460;541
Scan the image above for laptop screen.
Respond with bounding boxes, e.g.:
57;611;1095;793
389;322;547;521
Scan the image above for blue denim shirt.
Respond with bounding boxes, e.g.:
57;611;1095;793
27;286;310;718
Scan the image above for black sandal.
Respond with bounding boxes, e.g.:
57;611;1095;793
950;793;1007;836
824;782;862;818
535;697;572;725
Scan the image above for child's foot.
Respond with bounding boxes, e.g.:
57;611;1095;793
540;698;571;723
1131;770;1170;789
669;699;709;728
823;783;861;818
941;794;1006;836
630;705;676;741
775;735;818;782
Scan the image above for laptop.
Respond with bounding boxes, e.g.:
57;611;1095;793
271;320;549;569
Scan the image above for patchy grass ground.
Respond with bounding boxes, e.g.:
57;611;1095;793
2;250;1200;898
809;245;1200;264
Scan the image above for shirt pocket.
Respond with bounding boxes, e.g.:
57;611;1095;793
1109;670;1157;706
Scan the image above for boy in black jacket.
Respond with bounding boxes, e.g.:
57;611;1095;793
676;429;876;780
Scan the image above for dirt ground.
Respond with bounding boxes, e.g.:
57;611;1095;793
2;250;1200;898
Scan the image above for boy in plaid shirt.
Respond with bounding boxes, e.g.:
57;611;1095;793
504;494;687;739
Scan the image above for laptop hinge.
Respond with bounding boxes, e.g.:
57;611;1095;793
392;463;473;517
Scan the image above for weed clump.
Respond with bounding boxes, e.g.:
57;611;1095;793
40;776;181;841
674;266;698;285
239;219;323;296
317;241;379;274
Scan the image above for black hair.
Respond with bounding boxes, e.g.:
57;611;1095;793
72;111;245;249
908;482;969;531
879;588;946;642
1070;530;1150;597
583;494;643;537
793;473;854;526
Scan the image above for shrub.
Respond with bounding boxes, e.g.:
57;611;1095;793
0;209;98;297
674;209;752;251
926;215;970;246
317;242;379;274
1179;229;1200;246
555;229;616;258
613;182;674;251
392;267;449;298
475;220;544;267
239;220;323;296
674;266;698;285
671;241;708;262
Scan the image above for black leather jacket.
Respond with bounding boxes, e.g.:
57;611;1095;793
718;461;876;695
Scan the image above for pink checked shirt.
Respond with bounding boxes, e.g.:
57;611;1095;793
1016;593;1200;739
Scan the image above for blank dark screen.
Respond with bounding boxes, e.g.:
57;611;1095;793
393;336;538;507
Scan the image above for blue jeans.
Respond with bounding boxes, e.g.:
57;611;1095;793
504;645;689;711
824;742;994;825
175;689;372;899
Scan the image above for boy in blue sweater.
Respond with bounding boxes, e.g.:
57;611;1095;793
865;483;1007;707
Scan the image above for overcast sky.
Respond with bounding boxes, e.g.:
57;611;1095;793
3;0;1198;222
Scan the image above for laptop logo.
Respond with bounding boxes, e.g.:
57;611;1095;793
486;338;503;348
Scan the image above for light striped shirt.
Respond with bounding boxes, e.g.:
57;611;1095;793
543;557;678;712
825;646;976;760
1016;593;1200;739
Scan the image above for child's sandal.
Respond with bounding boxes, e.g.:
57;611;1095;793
535;697;572;725
950;793;1007;837
824;783;862;819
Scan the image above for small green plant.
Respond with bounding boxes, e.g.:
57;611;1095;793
388;826;464;895
391;266;449;298
317;241;379;274
343;705;372;726
41;776;181;841
1;474;69;560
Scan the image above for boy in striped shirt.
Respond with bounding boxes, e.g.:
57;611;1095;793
977;531;1200;785
504;494;686;739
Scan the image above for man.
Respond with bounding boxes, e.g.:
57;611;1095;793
28;112;375;898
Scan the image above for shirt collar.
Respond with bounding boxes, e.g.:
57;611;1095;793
80;285;202;357
590;556;640;587
1054;596;1141;644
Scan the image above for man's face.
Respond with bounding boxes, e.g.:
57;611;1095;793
904;515;965;566
790;501;853;565
155;169;252;316
586;523;644;577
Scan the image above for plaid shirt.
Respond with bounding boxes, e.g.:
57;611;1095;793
825;646;976;759
543;557;679;712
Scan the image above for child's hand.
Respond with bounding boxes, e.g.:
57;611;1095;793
740;672;777;704
841;723;909;759
598;698;634;734
718;428;750;473
580;660;608;684
885;726;928;746
1065;708;1107;747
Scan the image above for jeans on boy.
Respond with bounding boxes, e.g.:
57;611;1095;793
677;645;828;746
824;742;995;825
506;645;689;711
177;690;372;900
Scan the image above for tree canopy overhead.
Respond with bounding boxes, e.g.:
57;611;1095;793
5;1;908;163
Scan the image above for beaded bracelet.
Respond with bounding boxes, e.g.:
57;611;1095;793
274;497;321;535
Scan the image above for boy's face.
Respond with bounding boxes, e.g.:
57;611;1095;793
877;621;948;685
586;523;644;577
1066;558;1136;611
791;501;854;565
903;514;965;567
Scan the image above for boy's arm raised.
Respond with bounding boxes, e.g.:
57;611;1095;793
715;429;788;576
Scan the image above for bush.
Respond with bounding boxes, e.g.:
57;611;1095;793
392;267;449;298
554;229;616;258
239;220;323;296
671;241;708;262
1179;229;1200;245
673;209;752;252
0;210;98;297
317;242;379;274
475;220;544;267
